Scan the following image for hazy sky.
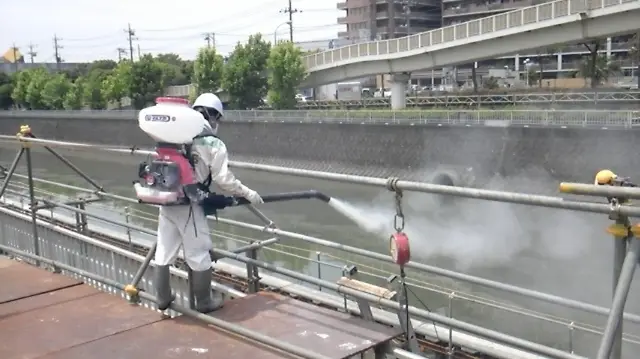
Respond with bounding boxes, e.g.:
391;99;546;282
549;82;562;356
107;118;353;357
1;0;343;62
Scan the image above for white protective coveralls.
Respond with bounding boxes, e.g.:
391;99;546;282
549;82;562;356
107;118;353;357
155;123;261;270
154;94;262;313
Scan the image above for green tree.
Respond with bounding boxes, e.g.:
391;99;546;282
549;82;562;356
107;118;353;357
41;73;72;109
580;40;621;88
88;59;117;73
102;61;131;108
64;77;85;110
537;47;558;87
127;54;165;109
25;68;50;109
267;41;306;109
11;70;33;108
579;53;620;88
193;47;224;96
83;69;109;109
62;63;89;82
156;53;190;86
483;76;499;90
0;72;14;109
222;34;271;109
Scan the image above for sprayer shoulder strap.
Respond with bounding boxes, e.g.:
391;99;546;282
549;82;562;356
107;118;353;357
185;134;219;188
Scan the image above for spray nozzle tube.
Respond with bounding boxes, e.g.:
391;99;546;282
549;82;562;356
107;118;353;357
231;190;330;206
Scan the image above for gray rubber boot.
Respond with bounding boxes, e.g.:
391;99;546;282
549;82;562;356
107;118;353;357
192;269;224;313
155;265;175;311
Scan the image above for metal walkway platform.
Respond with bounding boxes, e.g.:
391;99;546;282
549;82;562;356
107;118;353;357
0;257;402;359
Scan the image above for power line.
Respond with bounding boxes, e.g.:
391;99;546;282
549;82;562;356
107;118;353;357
53;35;63;69
124;23;137;61
27;43;37;63
280;0;302;42
138;24;342;42
136;0;284;33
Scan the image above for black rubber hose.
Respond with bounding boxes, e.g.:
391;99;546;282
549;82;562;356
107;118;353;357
233;190;330;206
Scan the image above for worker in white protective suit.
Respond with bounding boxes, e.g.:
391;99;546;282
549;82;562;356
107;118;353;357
154;93;263;313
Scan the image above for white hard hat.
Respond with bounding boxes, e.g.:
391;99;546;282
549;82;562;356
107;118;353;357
192;93;224;119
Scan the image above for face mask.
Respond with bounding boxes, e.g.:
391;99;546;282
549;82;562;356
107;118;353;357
209;120;219;135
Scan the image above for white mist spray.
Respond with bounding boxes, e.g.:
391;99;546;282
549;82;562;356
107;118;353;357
327;169;600;272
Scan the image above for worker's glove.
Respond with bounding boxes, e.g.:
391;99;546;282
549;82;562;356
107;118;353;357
243;188;264;205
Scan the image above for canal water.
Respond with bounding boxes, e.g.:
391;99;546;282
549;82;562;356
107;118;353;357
1;141;639;358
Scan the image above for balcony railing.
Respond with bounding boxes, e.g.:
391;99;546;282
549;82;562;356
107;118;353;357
443;0;550;17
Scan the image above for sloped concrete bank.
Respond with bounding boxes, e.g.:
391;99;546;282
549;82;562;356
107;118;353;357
0;111;637;184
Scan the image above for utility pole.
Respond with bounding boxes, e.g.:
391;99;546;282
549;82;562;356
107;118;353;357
11;44;19;72
280;0;300;42
117;47;127;61
53;35;63;69
203;33;215;48
137;43;141;60
124;23;136;62
27;43;37;63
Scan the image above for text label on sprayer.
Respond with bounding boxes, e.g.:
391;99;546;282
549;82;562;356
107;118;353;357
144;114;173;122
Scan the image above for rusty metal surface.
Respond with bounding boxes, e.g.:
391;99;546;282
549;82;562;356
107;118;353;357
214;291;403;359
0;258;82;304
0;290;163;359
40;315;300;359
0;285;100;320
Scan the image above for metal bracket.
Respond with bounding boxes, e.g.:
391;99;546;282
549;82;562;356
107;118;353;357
245;246;261;293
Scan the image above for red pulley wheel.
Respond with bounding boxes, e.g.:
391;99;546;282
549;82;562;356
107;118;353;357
389;232;410;266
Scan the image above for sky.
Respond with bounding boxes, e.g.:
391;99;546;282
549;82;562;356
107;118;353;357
1;0;344;63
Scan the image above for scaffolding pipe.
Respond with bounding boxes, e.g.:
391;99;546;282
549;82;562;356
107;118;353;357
560;182;640;199
9;173;640;326
16;197;584;358
0;244;333;359
218;217;640;325
206;246;587;359
596;239;640;359
3;135;640;218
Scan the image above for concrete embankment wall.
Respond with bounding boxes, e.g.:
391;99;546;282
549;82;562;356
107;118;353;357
0;111;638;185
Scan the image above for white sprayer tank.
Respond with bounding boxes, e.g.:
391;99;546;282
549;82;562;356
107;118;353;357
138;97;205;144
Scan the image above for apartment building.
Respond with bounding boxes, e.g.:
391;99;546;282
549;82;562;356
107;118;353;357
337;0;441;41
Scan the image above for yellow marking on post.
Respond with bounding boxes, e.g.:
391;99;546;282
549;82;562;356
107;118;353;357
630;225;640;237
558;183;574;193
607;224;629;237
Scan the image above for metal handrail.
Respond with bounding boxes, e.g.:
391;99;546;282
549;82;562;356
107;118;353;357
10;178;640;346
0;196;548;359
1;134;638;358
3;135;640;326
1;109;638;128
0;193;586;359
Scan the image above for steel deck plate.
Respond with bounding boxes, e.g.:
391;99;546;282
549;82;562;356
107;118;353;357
0;285;100;319
214;291;403;359
40;315;300;359
0;290;163;359
0;258;82;303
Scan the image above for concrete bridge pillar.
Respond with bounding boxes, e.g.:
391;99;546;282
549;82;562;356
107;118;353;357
390;72;410;109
